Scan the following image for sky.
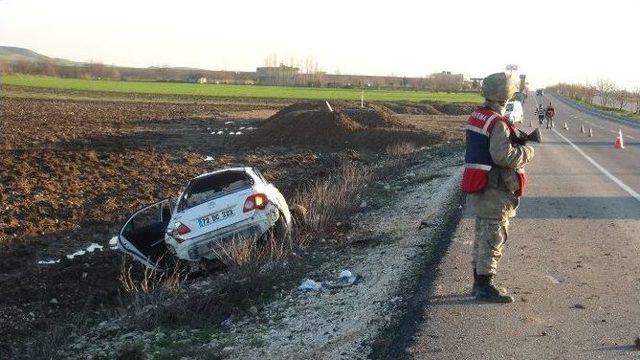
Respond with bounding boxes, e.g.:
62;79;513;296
1;0;639;89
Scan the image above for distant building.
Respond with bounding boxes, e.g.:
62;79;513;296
256;64;299;86
427;71;466;91
197;77;207;84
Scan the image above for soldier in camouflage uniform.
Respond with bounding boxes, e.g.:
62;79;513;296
463;73;535;303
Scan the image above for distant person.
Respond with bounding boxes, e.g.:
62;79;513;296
545;102;555;129
462;72;536;303
535;104;545;125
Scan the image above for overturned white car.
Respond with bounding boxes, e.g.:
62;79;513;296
117;167;292;270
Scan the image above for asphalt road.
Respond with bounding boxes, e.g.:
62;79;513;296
408;94;640;359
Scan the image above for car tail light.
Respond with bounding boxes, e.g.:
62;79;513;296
176;222;191;236
243;193;269;212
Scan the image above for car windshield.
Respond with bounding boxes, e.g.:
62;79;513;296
506;103;514;111
178;170;253;211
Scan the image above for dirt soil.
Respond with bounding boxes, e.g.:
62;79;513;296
0;87;468;358
241;101;458;151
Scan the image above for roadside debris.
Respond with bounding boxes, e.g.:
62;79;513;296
67;243;103;260
86;243;103;252
37;259;60;265
571;303;586;309
204;156;215;161
37;243;106;265
298;279;322;291
298;270;360;291
634;337;640;350
325;270;359;289
109;236;118;249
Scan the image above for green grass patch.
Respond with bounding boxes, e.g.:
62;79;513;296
573;98;640;121
0;74;482;103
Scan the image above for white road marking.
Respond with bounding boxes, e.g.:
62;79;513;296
553;128;640;202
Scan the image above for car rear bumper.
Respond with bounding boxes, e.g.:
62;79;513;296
173;208;279;261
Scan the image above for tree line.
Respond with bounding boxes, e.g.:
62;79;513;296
0;59;120;79
551;80;640;113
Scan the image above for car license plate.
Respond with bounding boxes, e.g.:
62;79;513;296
197;209;234;228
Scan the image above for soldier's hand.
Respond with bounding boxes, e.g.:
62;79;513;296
522;144;535;160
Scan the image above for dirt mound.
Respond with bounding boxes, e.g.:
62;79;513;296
271;101;403;129
430;103;475;115
343;107;405;128
270;101;330;117
382;102;442;115
242;102;441;151
244;108;363;148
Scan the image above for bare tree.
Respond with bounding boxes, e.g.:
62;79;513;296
582;85;597;104
612;89;630;111
263;54;278;67
632;88;640;114
596;79;616;107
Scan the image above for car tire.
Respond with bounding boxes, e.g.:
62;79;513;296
260;211;291;245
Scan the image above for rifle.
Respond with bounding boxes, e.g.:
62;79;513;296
512;128;542;145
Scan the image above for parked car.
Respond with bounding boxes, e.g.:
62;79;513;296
505;100;524;124
536;89;544;96
116;167;292;271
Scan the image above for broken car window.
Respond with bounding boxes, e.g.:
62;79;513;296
178;170;253;211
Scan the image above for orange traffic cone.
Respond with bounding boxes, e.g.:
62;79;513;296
614;129;624;149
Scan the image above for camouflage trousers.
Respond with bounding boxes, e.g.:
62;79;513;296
472;217;510;275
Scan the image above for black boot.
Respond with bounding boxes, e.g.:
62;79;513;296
471;268;479;296
475;274;513;303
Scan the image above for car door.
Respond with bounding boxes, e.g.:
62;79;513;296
117;199;175;271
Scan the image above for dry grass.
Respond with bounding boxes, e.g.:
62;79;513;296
119;258;187;294
210;235;290;268
385;142;421;156
292;163;372;236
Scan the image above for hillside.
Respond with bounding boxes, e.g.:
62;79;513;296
0;46;80;66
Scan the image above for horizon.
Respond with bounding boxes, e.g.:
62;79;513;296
1;0;639;89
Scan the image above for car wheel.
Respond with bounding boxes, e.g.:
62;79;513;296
260;211;291;245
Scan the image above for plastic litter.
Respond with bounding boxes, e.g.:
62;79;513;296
204;156;215;161
324;269;359;289
298;279;322;291
86;243;103;252
66;250;86;260
109;236;118;250
37;259;60;265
